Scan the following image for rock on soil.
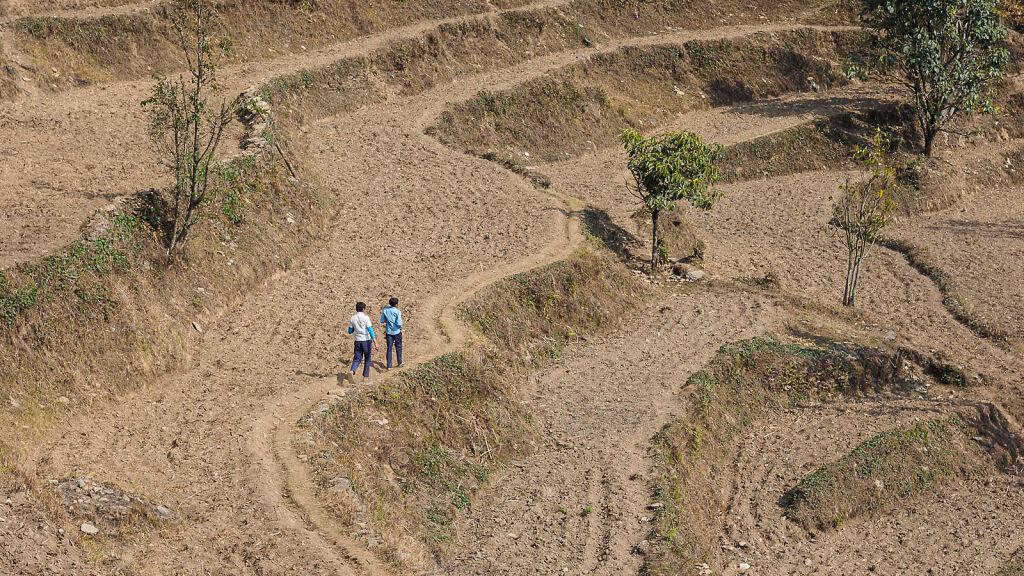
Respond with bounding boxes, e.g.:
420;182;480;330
55;476;178;530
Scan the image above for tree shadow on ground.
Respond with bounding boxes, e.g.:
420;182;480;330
931;219;1024;240
581;207;645;264
725;92;901;121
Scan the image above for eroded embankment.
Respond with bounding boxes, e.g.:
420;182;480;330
0;92;320;441
0;9;855;449
429;28;866;166
645;336;1024;576
1;0;494;92
0;0;825;98
0;90;336;571
0;1;848;268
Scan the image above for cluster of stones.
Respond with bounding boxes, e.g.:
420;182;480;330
54;476;177;534
327;475;380;548
236;88;275;154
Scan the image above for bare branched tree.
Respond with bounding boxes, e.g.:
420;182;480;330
143;0;234;255
832;130;899;307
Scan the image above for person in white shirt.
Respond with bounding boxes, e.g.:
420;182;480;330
348;301;379;382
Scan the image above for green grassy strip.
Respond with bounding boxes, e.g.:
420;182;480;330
301;250;646;560
785;416;980;531
645;336;904;576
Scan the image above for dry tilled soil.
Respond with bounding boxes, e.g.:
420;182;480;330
2;0;1024;575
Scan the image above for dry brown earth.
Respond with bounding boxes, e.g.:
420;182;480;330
891;183;1024;342
448;290;784;575
2;0;1024;575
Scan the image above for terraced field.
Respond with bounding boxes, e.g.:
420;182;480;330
1;1;1022;575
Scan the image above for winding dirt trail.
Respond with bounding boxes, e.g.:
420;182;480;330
7;0;1024;573
0;0;509;267
27;30;586;572
542;83;1024;384
0;9;851;268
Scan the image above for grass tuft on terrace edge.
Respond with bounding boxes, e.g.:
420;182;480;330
784;416;986;531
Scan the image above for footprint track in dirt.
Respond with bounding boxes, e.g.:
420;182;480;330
447;291;783;576
717;398;1024;576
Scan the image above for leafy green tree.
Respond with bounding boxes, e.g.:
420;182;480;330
143;0;234;255
860;0;1008;157
621;129;721;272
832;130;899;307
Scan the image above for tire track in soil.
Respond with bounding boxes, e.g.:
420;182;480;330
446;293;783;576
235;18;862;574
26;15;587;569
11;3;1004;574
717;399;1024;576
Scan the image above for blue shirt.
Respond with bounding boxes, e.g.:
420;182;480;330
380;307;403;335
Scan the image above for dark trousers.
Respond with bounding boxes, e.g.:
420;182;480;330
386;332;403;368
351;340;372;378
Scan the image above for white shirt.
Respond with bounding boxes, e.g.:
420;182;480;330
349;312;374;342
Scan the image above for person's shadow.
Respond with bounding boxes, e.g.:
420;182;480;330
295;370;350;386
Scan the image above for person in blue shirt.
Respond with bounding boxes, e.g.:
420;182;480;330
380;297;404;370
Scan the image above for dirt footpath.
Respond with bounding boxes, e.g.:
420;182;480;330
29;88;563;574
548;137;1024;387
5;0;1024;572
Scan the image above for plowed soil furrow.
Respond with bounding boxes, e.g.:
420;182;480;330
717;399;1024;576
447;292;783;575
6;10;856;575
0;1;511;267
891;182;1024;341
689;171;1024;380
542;81;903;214
6;0;1024;573
546;141;1024;385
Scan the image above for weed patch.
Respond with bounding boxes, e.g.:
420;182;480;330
431;29;867;166
718;114;876;181
0;134;327;451
644;334;1019;574
879;237;1010;341
1001;546;1024;576
784;416;986;531
7;1;493;92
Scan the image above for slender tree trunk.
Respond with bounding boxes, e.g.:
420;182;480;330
923;127;937;157
849;258;861;307
843;251;856;306
651;210;660;272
